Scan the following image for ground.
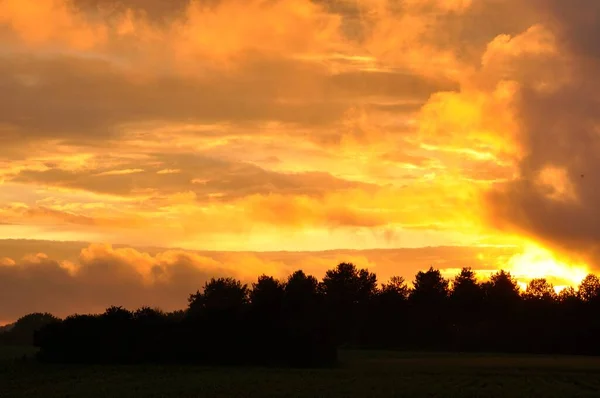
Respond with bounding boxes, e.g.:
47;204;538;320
2;347;600;397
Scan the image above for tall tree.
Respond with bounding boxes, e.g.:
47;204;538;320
188;277;249;317
449;268;483;351
411;267;449;306
523;278;557;302
283;270;321;317
380;276;410;303
250;275;285;320
480;270;521;352
409;267;450;349
451;267;482;310
483;270;521;309
370;276;410;348
320;263;377;345
578;274;600;303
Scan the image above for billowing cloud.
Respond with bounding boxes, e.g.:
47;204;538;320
1;239;591;322
482;2;600;265
0;240;525;322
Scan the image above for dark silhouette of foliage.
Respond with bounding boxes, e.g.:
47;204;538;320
409;267;450;349
451;268;482;309
411;267;449;305
320;262;377;345
483;270;521;309
524;278;557;302
283;270;321;317
250;275;285;320
134;307;165;324
321;263;378;306
478;270;521;352
28;262;600;367
558;286;579;304
578;274;600;303
381;276;410;300
188;277;249;317
450;268;483;351
0;313;59;346
367;276;409;349
520;279;558;353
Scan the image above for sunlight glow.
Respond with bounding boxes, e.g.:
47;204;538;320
507;243;588;291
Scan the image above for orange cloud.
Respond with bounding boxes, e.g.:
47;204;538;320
0;0;108;49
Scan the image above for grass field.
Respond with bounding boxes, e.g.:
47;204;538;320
2;347;600;397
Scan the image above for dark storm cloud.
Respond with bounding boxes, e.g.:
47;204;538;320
486;1;600;262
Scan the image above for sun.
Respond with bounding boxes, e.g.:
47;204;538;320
506;243;589;293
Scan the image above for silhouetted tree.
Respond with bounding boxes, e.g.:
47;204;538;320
411;267;449;305
523;278;557;302
574;274;600;354
483;270;520;308
578;274;600;303
246;275;286;364
552;286;583;354
321;263;377;345
282;270;336;367
134;307;165;323
0;313;59;346
250;275;285;320
321;263;378;304
380;276;410;302
450;268;483;351
409;267;450;348
188;277;249;318
283;270;321;316
451;267;482;311
103;306;133;321
520;279;558;353
29;262;600;365
368;276;410;348
558;286;580;304
282;270;322;333
480;270;521;352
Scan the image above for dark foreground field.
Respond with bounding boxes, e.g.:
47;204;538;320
2;348;600;397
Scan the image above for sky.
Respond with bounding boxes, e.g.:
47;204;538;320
1;0;599;321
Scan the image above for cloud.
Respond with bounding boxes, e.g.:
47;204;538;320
9;153;376;200
0;242;280;321
0;240;524;322
0;0;108;50
0;0;462;154
96;169;144;176
481;2;600;264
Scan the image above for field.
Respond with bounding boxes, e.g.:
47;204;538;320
2;347;600;397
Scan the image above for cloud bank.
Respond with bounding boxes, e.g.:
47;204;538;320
0;240;524;322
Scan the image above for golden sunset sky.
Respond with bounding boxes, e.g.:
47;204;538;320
0;0;598;321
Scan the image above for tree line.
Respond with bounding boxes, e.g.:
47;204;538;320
4;263;600;367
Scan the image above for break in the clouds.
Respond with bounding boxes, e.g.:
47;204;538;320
0;1;599;281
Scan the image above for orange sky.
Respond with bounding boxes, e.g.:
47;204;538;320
1;0;599;319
